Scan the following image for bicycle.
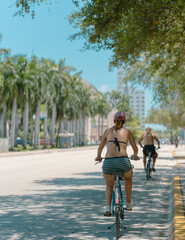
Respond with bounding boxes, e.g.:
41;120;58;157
95;156;139;239
144;147;158;180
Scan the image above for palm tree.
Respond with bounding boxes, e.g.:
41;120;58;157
66;74;91;146
0;35;10;59
54;59;69;147
108;90;122;109
89;98;99;145
2;55;27;150
18;57;34;149
0;36;10;138
96;96;111;141
0;62;11;138
29;56;44;149
40;58;56;149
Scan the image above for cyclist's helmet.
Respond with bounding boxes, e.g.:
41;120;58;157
114;112;126;122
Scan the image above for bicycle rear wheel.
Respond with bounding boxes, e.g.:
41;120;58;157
116;206;121;238
146;163;149;180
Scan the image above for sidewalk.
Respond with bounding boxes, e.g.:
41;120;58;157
0;145;98;158
171;146;185;239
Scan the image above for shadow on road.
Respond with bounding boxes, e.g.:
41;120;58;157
0;168;174;239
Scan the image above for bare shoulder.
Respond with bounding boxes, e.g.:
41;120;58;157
123;128;131;135
104;127;113;135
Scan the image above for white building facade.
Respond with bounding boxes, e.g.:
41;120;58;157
117;68;146;129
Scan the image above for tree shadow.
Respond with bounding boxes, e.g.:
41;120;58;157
0;167;175;239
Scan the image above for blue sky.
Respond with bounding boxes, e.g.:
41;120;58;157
0;0;155;116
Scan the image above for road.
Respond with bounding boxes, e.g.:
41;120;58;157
0;145;180;239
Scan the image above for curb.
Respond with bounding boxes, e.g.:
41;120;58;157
174;175;185;239
0;146;98;158
170;173;185;239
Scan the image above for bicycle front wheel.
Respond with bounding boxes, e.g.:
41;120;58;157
116;208;120;238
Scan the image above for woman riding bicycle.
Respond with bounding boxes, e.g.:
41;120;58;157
95;112;139;216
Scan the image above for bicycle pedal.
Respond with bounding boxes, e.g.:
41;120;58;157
104;211;112;217
121;213;124;220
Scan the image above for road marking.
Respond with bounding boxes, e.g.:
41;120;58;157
173;149;176;157
174;176;185;239
173;149;185;159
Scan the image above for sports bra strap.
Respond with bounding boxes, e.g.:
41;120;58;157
107;137;127;152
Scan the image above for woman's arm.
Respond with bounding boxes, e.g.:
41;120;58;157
96;129;107;161
128;130;138;158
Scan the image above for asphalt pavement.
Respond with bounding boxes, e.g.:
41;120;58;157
0;144;184;239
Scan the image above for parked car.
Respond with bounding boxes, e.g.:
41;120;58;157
160;138;170;145
40;139;52;145
17;137;30;145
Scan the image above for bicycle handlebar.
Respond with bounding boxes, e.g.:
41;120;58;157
95;156;140;164
130;156;140;161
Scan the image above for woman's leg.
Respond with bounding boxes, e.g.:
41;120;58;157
124;169;132;203
104;174;114;206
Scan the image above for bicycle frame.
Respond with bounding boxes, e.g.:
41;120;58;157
95;157;137;239
108;173;125;239
112;175;124;218
146;151;152;180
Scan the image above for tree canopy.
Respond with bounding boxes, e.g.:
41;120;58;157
145;97;185;130
13;0;185;103
69;1;185;65
13;0;46;18
68;0;185;101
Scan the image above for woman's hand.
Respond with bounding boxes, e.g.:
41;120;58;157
95;156;102;162
131;155;140;161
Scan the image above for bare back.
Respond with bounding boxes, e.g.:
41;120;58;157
143;132;155;145
97;126;138;159
105;126;129;157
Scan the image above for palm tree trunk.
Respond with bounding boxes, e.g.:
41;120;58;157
51;103;56;148
58;118;64;148
72;119;75;146
0;101;7;138
23;99;29;149
101;115;104;138
0;114;3;138
30;110;34;146
91;117;93;145
34;101;40;149
98;115;100;143
10;95;17;151
82;111;86;145
79;111;82;145
14;105;19;147
74;118;78;146
44;103;48;149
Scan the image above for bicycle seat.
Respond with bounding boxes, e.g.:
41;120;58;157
146;150;152;155
111;171;124;178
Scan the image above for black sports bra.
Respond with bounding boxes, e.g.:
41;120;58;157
106;137;127;152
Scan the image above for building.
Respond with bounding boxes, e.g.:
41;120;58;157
80;79;119;144
117;68;146;129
